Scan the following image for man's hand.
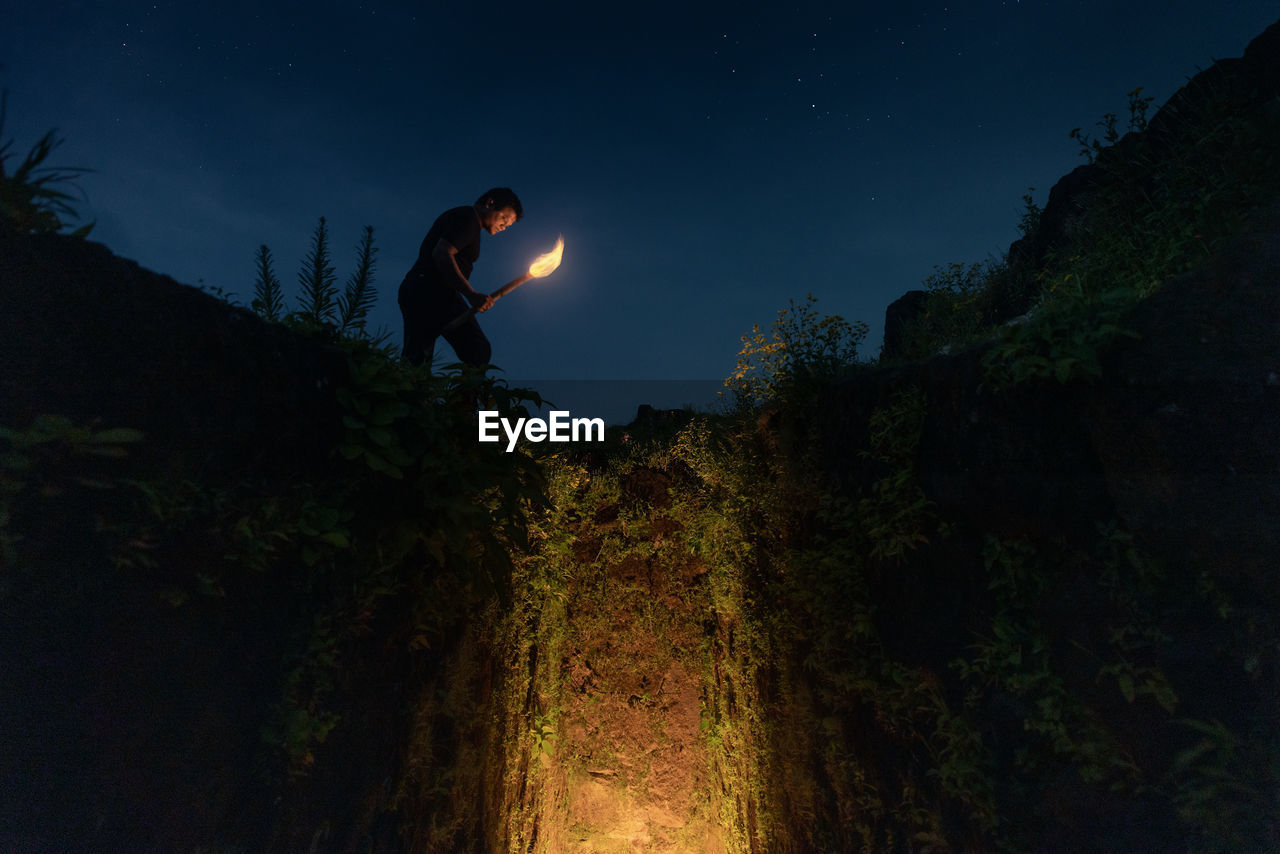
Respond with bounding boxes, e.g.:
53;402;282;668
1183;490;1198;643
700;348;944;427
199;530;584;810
467;290;496;313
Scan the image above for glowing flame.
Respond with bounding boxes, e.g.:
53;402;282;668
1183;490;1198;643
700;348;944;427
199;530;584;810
528;236;565;278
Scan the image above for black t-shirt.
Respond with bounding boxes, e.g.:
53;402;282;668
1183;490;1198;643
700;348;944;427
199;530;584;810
407;205;483;288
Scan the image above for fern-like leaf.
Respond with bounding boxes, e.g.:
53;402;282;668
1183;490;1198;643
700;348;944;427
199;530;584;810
252;244;285;321
338;225;378;334
298;216;337;325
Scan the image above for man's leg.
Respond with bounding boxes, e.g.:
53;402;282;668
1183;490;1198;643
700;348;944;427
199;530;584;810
400;308;437;367
398;276;438;368
442;315;492;367
440;315;491;411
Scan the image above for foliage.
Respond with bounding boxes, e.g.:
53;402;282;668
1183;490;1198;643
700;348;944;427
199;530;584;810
235;348;548;774
1169;717;1280;852
727;293;868;408
10;57;1278;852
16;336;551;784
955;536;1147;789
1068;86;1154;163
496;277;1277;851
0;89;94;237
856;387;934;562
297;216;338;325
498;419;787;853
761;389;1001;850
1017;187;1043;238
12;275;1275;849
0;414;143;573
895;77;1280;383
253;217;381;334
531;711;557;761
979;285;1141;389
251;244;285;321
337;224;378;333
261;614;342;775
896;260;993;359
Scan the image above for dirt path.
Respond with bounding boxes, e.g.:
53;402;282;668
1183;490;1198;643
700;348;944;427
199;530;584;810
506;473;731;854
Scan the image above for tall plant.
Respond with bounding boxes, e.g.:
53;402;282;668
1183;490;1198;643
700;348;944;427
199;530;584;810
727;294;868;407
0;89;94;236
337;225;378;333
297;216;338;325
253;219;380;336
252;244;285;322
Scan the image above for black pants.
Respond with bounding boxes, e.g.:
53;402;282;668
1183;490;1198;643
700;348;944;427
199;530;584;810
398;274;492;369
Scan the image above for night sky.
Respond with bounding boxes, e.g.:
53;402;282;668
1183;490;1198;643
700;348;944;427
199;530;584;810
5;2;1276;418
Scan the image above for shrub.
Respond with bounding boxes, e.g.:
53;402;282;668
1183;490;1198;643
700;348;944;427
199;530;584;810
0;89;93;236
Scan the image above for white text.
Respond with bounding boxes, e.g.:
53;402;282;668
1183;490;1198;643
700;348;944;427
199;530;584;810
477;410;606;452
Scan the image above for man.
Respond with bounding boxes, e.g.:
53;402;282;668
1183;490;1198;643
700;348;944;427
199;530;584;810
398;187;523;368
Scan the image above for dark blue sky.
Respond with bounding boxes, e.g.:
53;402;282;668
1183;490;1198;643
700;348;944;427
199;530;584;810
5;2;1276;401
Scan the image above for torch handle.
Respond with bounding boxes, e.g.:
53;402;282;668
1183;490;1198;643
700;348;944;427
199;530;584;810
491;271;534;299
439;272;534;332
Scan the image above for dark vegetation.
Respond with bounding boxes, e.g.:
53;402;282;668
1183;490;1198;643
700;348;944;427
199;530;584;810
252;217;381;336
2;20;1279;854
0;87;93;238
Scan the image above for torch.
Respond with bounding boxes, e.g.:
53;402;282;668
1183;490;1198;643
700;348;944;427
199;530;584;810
441;236;564;332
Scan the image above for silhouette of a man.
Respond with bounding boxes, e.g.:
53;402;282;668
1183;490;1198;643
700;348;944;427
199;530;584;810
398;187;522;368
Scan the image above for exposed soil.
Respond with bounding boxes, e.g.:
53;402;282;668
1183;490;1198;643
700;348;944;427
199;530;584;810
514;500;728;854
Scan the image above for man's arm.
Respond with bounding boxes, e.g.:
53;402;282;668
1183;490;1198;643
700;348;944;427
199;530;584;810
431;239;495;312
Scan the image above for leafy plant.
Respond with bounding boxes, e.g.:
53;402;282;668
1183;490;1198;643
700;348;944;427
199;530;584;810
1017;187;1043;238
253;217;381;334
0;89;94;236
896;77;1279;379
531;712;557;759
251;244;285;321
1069;86;1154;163
0;415;143;570
337;225;378;333
857;387;934;562
896;260;993;360
262;615;342;777
980;286;1140;389
727;293;868;407
297;216;338;325
1168;717;1278;851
